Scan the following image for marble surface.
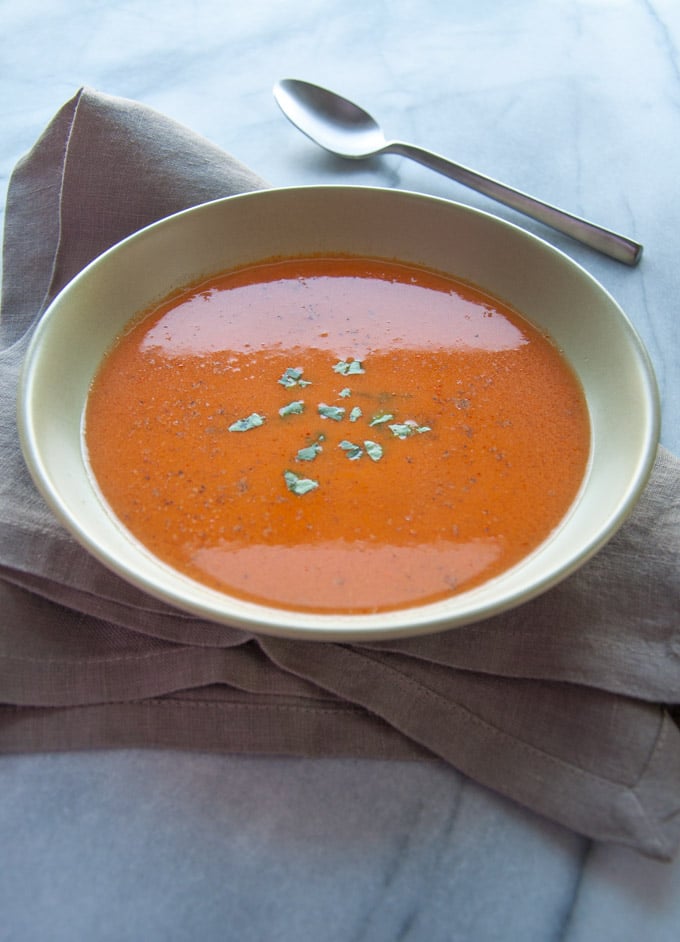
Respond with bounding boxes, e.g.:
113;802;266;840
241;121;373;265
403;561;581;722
1;0;679;939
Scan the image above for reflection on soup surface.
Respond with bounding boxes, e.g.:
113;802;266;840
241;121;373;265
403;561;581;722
84;257;590;614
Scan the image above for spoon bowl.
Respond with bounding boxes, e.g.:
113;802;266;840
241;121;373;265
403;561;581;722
273;78;642;266
274;78;388;158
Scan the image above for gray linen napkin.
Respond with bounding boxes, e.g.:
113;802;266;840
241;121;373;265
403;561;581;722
1;88;679;859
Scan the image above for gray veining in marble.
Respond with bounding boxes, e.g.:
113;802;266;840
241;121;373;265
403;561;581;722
2;1;680;939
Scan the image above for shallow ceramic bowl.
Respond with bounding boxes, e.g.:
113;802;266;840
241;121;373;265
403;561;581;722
17;186;659;640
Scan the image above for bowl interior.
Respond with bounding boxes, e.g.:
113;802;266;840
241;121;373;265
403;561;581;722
17;186;660;640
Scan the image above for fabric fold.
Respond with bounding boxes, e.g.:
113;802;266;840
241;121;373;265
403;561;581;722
258;636;680;859
1;87;679;859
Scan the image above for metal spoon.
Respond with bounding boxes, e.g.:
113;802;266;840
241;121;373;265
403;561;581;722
273;78;642;266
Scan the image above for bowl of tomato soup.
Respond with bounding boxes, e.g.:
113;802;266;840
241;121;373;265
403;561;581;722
18;186;659;640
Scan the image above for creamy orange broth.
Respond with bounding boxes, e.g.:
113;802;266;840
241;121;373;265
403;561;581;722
84;257;590;614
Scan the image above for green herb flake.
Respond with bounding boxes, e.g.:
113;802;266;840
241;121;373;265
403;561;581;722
318;403;346;421
278;366;312;388
279;400;305;417
369;412;394;427
333;359;365;376
364;440;384;462
349;406;363;422
296;436;324;462
338;387;352;398
389;420;432;439
228;413;265;432
338;440;364;461
284;470;319;495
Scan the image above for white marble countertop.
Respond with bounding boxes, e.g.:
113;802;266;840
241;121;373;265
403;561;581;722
2;1;679;939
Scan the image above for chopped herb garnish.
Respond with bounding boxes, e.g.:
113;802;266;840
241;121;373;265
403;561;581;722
230;354;431;493
229;413;265;432
333;359;365;376
338;440;363;461
284;470;319;495
296;436;324;462
369;412;394;427
278;366;312;388
389;420;432;439
318;403;346;421
364;440;384;462
279;400;305;417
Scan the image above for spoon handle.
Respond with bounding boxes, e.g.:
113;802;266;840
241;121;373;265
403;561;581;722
387;141;642;265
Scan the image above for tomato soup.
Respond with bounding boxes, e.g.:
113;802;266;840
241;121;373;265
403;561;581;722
84;257;590;615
